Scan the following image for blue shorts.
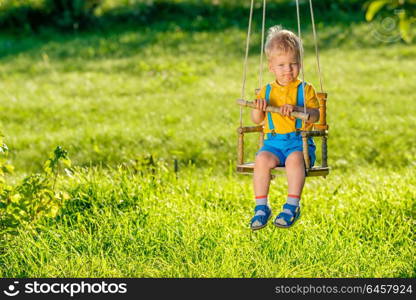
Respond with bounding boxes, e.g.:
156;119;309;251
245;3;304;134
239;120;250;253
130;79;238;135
257;132;316;167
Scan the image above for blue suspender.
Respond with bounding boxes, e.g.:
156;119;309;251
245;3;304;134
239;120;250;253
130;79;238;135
265;82;305;133
296;82;305;130
265;84;275;133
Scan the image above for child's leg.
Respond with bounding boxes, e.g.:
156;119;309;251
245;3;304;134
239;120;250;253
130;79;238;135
253;151;280;197
274;151;304;227
284;151;305;196
250;151;279;230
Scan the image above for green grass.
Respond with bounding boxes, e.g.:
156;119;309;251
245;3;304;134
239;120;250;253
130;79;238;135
2;166;414;277
0;16;415;277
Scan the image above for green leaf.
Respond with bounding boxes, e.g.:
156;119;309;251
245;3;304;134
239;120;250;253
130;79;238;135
3;164;14;174
365;0;390;21
10;194;21;203
43;160;52;175
399;14;413;43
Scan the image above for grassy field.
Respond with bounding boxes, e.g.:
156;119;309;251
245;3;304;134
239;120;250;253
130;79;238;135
0;9;415;277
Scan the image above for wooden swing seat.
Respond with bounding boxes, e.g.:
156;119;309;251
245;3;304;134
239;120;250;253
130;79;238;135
236;93;330;178
236;163;330;177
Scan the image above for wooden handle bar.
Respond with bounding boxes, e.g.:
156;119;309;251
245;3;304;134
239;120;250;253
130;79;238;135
236;99;310;122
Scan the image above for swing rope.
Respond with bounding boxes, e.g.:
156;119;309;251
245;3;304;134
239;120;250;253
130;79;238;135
295;0;307;121
240;0;255;127
308;0;324;93
258;0;267;89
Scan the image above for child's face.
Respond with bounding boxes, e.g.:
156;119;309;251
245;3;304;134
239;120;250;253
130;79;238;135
268;51;300;86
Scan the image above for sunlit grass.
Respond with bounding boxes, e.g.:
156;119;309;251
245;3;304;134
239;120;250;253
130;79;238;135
0;18;415;277
1;165;414;277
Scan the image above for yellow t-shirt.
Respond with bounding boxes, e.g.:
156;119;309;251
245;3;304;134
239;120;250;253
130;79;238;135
256;79;319;134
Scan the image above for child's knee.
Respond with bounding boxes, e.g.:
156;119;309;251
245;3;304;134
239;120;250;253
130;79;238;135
255;152;278;169
285;151;305;168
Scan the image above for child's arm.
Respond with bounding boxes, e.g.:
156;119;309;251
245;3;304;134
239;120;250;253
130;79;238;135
251;87;267;124
251;99;266;124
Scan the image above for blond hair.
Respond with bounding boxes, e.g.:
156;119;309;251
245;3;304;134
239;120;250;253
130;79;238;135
264;25;302;60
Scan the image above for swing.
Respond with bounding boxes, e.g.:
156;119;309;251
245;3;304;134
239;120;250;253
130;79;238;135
236;0;329;177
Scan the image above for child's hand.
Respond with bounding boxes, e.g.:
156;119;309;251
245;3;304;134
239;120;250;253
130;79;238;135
254;99;267;111
280;104;295;117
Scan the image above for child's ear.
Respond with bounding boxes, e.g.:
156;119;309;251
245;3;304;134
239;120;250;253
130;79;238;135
268;61;273;72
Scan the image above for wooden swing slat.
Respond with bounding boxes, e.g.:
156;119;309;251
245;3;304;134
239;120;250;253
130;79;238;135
236;163;330;177
302;130;328;137
237;125;263;134
313;124;329;131
302;134;310;168
317;92;327;116
322;135;328;167
316;92;328;131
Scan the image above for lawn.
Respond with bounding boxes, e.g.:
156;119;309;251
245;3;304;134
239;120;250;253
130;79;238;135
0;6;415;277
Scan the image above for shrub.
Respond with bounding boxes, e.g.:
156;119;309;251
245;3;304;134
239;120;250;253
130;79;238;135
43;0;103;29
0;0;103;30
0;138;71;241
